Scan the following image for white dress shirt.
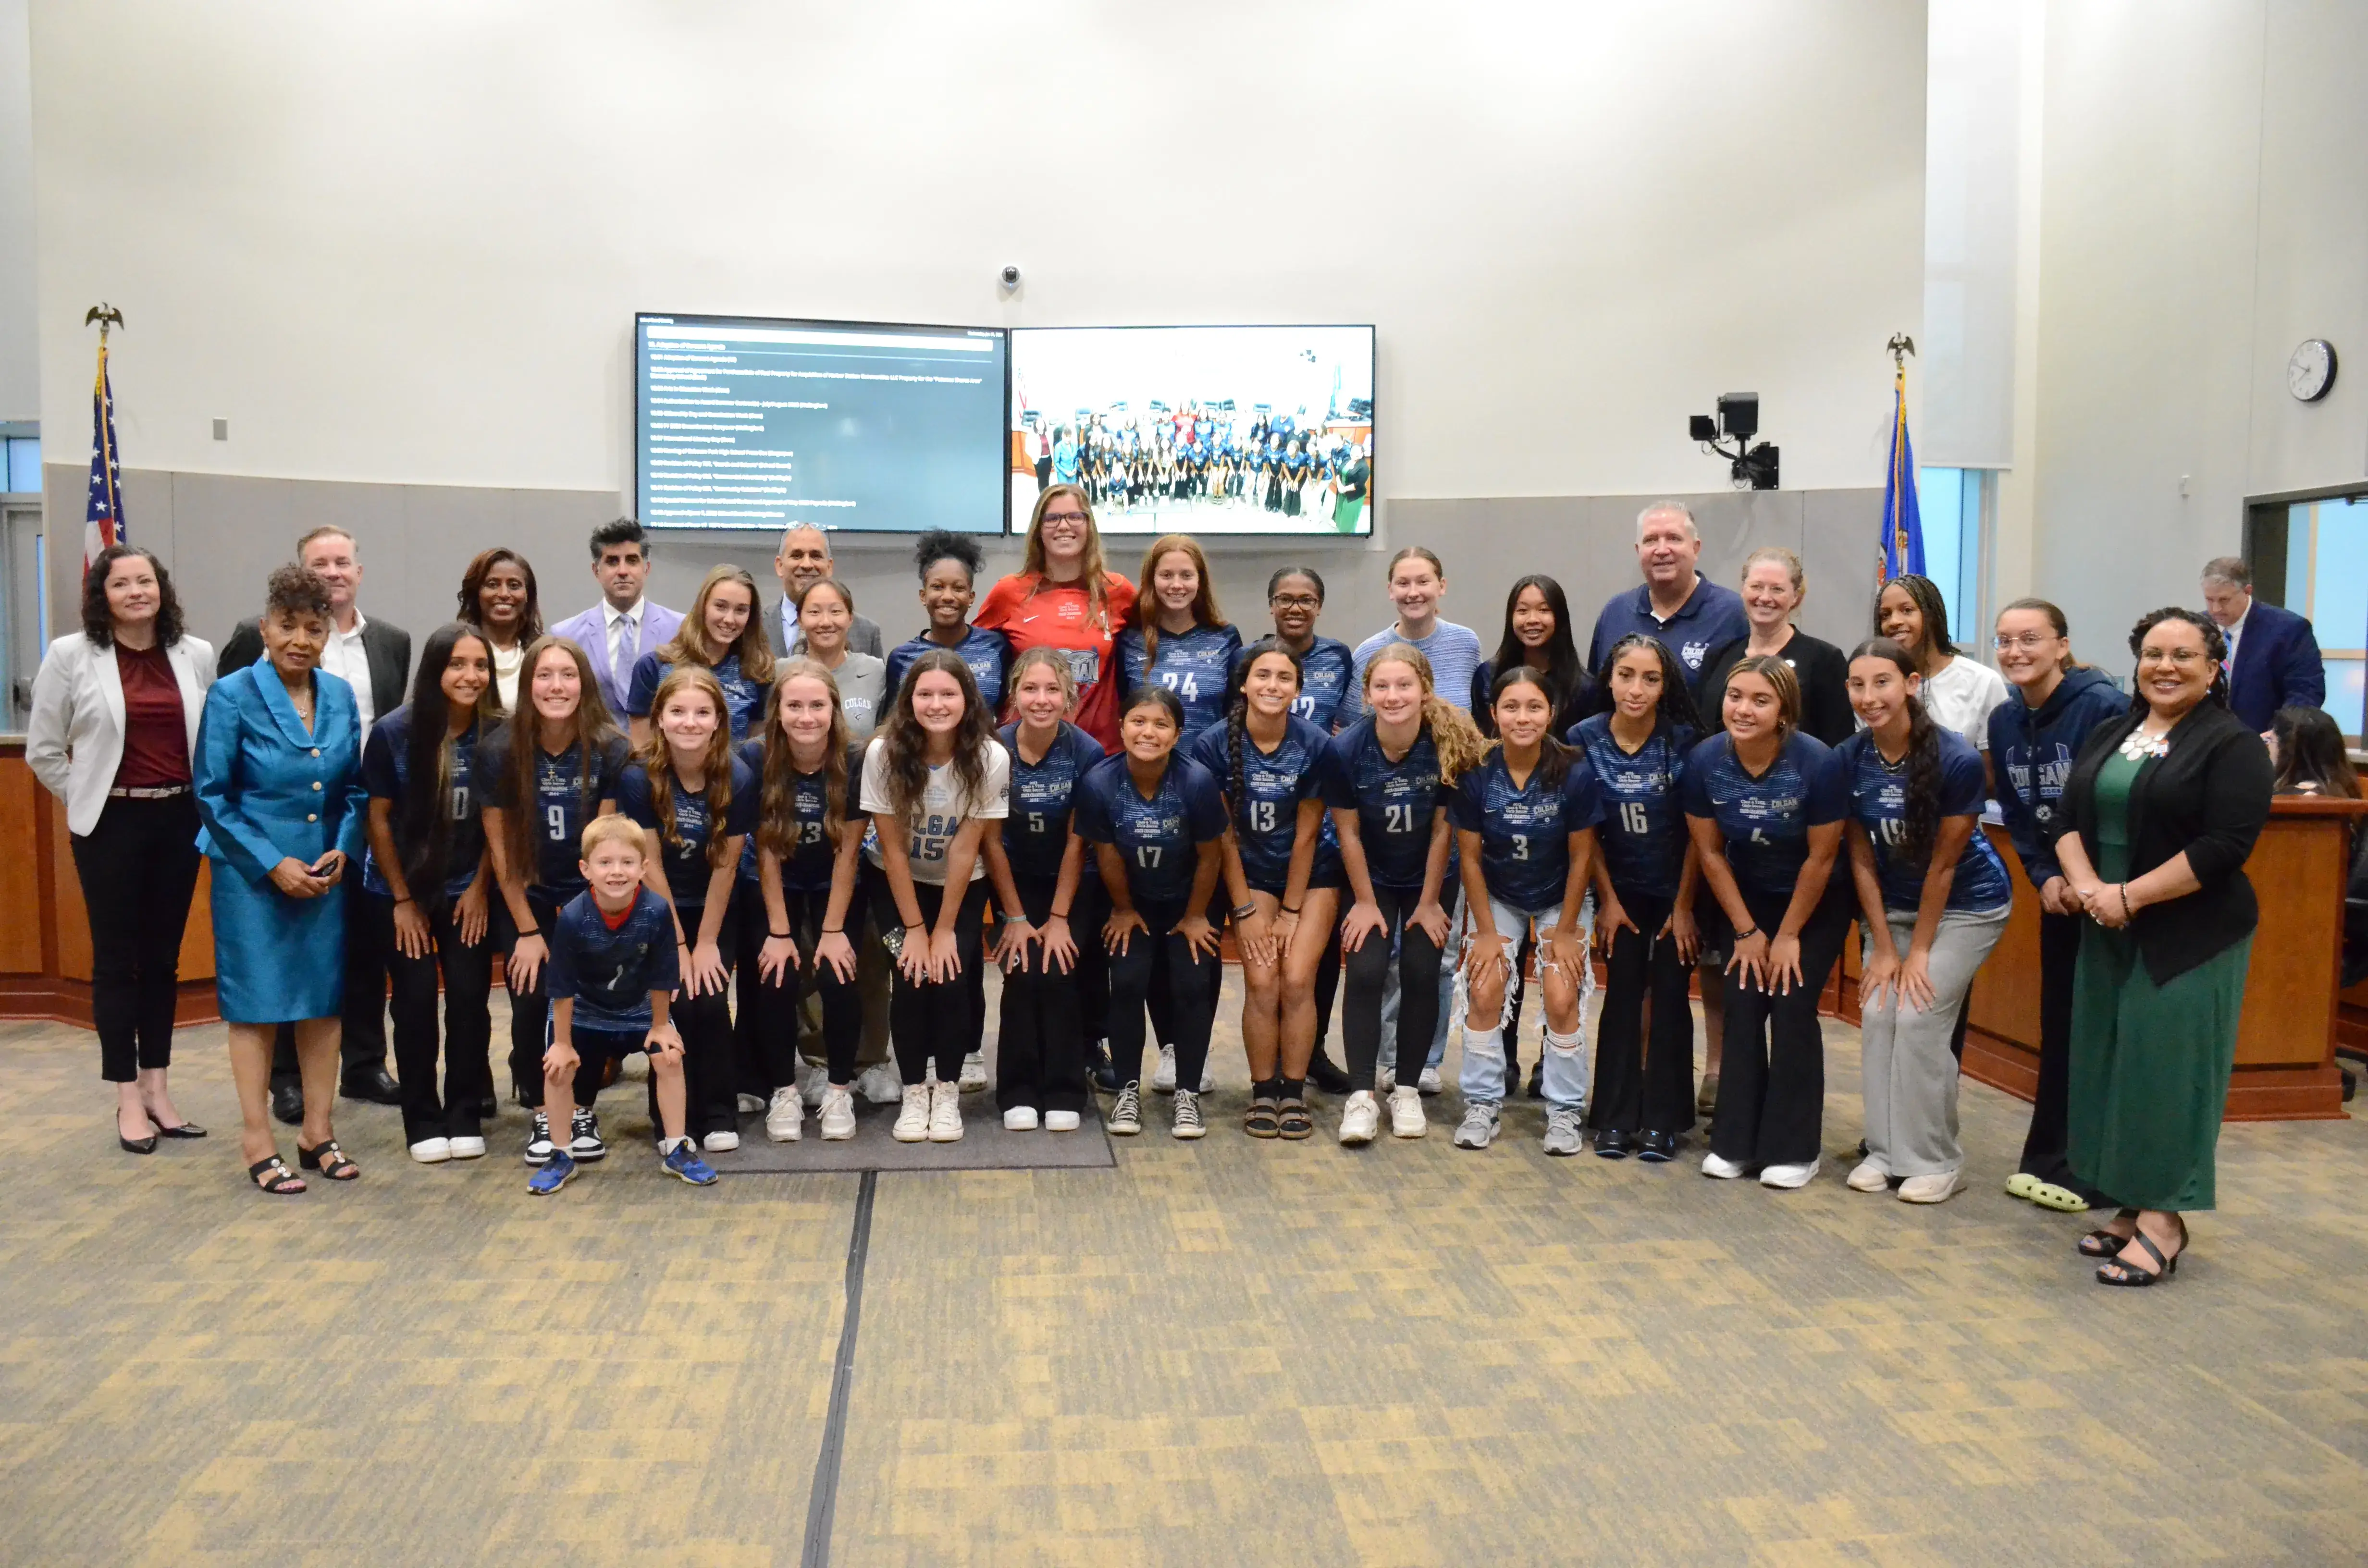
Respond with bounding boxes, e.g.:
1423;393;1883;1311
2220;598;2252;675
320;609;376;737
603;597;647;683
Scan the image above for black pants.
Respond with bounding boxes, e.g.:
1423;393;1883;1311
663;899;740;1139
1710;891;1849;1167
1311;937;1342;1060
740;883;863;1088
731;879;772;1098
377;891;495;1143
504;888;561;1107
999;874;1088;1113
1342;884;1443;1091
2020;909;2106;1199
70;795;203;1081
1591;891;1698;1134
271;880;389;1089
1105;900;1218;1092
868;871;987;1086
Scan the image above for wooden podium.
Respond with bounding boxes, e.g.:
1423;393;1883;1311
1958;798;2361;1122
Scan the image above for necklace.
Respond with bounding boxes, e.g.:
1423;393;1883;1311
2117;724;2171;762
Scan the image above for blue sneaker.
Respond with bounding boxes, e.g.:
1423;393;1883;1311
527;1150;577;1196
662;1141;718;1186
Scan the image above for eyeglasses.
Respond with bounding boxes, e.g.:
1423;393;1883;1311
1270;594;1321;609
1993;633;2056;652
2139;647;2212;665
1039;511;1088;525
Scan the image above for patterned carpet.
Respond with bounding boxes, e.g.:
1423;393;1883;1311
5;977;2367;1566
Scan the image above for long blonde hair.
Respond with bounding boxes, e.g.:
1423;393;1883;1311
1363;642;1487;782
1019;484;1113;632
658;564;776;683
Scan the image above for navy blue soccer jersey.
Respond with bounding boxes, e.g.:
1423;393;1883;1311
1680;731;1851;898
1186;716;1339;894
1117;622;1244;738
1569;716;1697;904
1835;728;2013;913
616;753;760;910
1278;636;1356;732
471;722;628;900
625;651;769;742
739;736;863;895
887;626;1009;716
546;887;681;1033
1449;747;1604;911
999;720;1106;883
1319;718;1447;893
360;705;487;902
1073;752;1228;908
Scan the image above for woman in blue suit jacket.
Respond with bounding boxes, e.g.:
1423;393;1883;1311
195;565;371;1194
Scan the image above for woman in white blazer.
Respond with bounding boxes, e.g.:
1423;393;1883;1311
27;546;215;1154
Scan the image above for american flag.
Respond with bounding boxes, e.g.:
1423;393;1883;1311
85;334;124;569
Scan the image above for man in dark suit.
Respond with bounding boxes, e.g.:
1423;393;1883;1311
770;523;885;659
2201;555;2325;734
219;526;412;1121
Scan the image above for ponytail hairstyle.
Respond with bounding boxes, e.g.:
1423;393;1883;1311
878;649;993;818
637;665;739;869
1601;633;1705;737
1363;642;1488;783
503;635;621;893
1223;638;1304;830
1131;533;1226;665
1998;596;2079;673
1487;665;1574;791
1725;652;1803;739
396;623;501;908
1119;684;1187;746
1848;637;1943;865
760;658;853;860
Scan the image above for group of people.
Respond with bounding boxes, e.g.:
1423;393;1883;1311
31;492;2319;1286
1037;408;1371;530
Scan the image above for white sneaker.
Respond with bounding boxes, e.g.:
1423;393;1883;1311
1542;1107;1586;1157
1377;1066;1396;1094
1388;1085;1427;1139
1003;1105;1040;1131
1846;1158;1890;1193
1107;1083;1143;1136
1338;1089;1380;1145
1153;1044;1178;1092
818;1087;857;1140
702;1128;740;1153
855;1063;904;1106
1760;1158;1819;1190
1898;1170;1961;1204
1418;1066;1442;1096
409;1137;452;1164
1702;1152;1750;1179
1453;1103;1499;1150
927;1081;963;1142
798;1062;831;1109
737;1092;765;1115
765;1087;804;1143
960;1052;989;1092
892;1085;930;1142
1171;1089;1206;1139
447;1136;487;1160
1044;1109;1081;1132
1200;1063;1216;1093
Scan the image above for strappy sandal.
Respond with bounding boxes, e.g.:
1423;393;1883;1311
248;1154;306;1195
2097;1218;2185;1287
1245;1096;1281;1139
298;1140;359;1181
1276;1097;1313;1140
2077;1208;2139;1258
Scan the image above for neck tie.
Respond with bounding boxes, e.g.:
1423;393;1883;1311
612;613;634;695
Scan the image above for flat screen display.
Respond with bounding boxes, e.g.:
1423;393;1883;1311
1011;325;1375;536
636;313;1009;534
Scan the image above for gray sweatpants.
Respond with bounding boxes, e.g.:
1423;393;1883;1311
1859;903;2010;1179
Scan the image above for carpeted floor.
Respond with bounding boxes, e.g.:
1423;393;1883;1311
6;977;2368;1566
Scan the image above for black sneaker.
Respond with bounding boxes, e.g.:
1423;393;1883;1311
1594;1127;1632;1160
569;1109;607;1162
1526;1062;1546;1101
523;1112;555;1166
1088;1043;1122;1094
1305;1050;1354;1096
1636;1130;1678;1163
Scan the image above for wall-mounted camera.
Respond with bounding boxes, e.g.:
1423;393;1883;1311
999;265;1022;291
1690;392;1779;490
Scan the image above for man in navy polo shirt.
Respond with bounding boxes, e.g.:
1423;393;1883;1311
1586;500;1750;695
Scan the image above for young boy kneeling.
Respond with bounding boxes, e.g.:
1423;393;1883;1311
531;817;718;1194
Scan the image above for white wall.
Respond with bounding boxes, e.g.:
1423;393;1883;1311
29;1;1925;503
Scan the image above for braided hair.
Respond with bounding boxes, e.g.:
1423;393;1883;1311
1223;637;1304;829
1848;637;1942;866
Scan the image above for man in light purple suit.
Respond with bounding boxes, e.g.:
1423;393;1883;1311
546;519;685;719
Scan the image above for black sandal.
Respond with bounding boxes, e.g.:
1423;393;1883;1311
1276;1097;1313;1140
2077;1208;2140;1258
2097;1218;2185;1287
1245;1096;1281;1139
248;1154;306;1194
298;1140;359;1180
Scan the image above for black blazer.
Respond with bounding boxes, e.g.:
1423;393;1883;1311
2064;699;2273;985
1696;628;1855;747
217;614;412;720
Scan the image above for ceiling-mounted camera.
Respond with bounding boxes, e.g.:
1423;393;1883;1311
1690;392;1779;490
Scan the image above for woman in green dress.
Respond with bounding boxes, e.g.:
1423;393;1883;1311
2053;607;2273;1286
